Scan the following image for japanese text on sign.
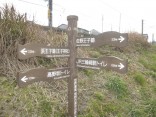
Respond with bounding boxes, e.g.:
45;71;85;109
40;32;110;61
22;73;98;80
74;79;77;117
77;59;107;67
76;37;95;46
76;37;95;44
47;69;70;80
41;48;70;55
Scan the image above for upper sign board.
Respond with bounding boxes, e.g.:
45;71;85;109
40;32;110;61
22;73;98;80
17;67;70;87
76;56;128;74
76;31;128;47
18;43;70;60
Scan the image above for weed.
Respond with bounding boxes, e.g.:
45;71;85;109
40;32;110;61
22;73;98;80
93;92;104;101
130;110;144;117
89;50;101;58
83;69;95;78
139;54;156;72
150;65;156;72
129;105;146;117
133;72;146;86
85;99;121;117
138;58;148;69
105;76;129;99
144;99;156;117
153;86;156;93
146;71;156;80
39;100;52;117
140;87;151;100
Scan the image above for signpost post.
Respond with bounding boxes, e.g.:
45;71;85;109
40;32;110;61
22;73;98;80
17;15;128;117
67;15;78;117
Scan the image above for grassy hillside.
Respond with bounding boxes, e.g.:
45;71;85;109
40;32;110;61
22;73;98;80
0;5;156;117
0;45;156;117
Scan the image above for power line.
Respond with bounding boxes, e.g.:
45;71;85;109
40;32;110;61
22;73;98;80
97;0;120;13
17;0;63;12
18;0;47;7
97;0;141;22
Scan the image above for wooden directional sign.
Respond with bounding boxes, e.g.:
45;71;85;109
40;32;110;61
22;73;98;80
16;15;129;117
18;43;70;60
76;31;128;47
17;67;70;87
76;56;128;74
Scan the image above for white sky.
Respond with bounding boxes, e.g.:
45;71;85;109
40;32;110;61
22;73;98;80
0;0;155;42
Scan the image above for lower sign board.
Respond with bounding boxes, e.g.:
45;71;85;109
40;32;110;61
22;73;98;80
76;31;128;47
18;43;70;60
76;56;128;74
17;67;70;87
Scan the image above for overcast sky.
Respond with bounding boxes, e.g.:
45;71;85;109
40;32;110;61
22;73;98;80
0;0;155;41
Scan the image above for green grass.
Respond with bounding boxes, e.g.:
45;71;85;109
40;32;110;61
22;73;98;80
38;100;52;117
153;86;156;93
128;105;146;117
146;71;156;80
93;92;104;101
139;53;156;72
140;87;152;100
144;99;156;117
133;72;146;86
105;76;129;99
83;69;95;78
0;77;67;117
83;99;122;117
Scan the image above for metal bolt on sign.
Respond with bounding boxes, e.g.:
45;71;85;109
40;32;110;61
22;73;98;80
17;15;128;117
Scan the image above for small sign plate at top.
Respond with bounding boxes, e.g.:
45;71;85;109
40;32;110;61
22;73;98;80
18;43;70;60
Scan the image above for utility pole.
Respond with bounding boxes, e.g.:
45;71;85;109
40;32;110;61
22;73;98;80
152;33;154;43
141;19;144;35
102;15;104;32
48;0;52;27
0;11;1;20
119;13;121;32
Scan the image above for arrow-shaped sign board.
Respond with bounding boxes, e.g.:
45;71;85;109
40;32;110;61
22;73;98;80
18;43;70;60
76;31;128;47
17;67;70;87
76;56;128;74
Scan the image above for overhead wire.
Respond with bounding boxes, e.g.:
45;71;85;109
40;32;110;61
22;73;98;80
18;0;47;7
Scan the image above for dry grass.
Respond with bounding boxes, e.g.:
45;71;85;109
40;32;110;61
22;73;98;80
0;5;67;79
123;32;150;53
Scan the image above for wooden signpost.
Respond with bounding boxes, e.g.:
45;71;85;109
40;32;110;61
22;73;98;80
17;15;128;117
